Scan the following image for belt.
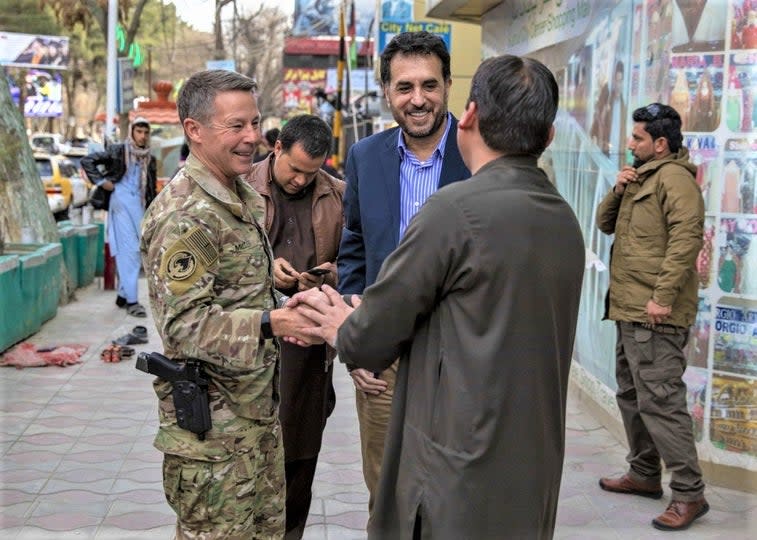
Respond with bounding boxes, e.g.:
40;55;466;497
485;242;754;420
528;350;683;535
632;321;682;335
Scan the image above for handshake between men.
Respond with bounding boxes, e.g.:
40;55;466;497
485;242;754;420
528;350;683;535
278;285;362;348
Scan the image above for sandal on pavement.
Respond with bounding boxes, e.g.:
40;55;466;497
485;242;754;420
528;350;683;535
131;325;147;339
126;303;147;318
100;344;122;363
113;332;148;346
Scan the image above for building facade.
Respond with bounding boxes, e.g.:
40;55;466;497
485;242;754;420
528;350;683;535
428;0;757;489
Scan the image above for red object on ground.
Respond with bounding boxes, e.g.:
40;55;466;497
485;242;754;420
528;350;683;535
104;242;116;290
0;342;88;369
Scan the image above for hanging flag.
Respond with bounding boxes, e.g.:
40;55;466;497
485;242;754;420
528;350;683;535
348;0;357;69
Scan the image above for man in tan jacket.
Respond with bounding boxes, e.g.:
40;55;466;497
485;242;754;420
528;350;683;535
245;114;344;539
596;103;707;532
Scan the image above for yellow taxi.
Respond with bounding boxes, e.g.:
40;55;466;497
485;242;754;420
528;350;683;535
34;152;93;220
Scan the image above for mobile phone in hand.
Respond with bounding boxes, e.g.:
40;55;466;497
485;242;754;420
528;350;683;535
305;267;331;276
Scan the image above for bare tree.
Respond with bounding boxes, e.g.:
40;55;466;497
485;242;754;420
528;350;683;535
230;5;289;118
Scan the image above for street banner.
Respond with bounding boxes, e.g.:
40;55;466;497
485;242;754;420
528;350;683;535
292;0;374;38
7;69;63;117
118;58;135;114
381;0;412;23
378;21;451;53
283;67;328;116
0;32;69;69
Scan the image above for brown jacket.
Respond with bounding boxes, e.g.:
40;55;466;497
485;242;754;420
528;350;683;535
245;154;345;288
338;156;585;539
597;148;704;327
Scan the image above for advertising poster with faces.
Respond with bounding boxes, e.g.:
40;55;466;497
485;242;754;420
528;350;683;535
668;54;724;132
667;0;755;460
492;0;756;463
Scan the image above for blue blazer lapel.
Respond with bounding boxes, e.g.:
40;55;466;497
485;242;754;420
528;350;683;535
380;132;402;246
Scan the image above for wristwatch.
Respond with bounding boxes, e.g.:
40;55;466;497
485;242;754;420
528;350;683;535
260;310;274;340
260;310;274;339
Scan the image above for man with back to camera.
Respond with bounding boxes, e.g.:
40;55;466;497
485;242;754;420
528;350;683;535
336;30;470;524
140;70;318;539
82;116;157;318
244;114;345;539
289;54;585;539
597;103;708;531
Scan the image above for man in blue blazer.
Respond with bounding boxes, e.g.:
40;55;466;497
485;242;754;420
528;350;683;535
337;31;470;527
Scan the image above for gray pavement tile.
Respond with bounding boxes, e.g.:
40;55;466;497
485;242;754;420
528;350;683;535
1;279;755;540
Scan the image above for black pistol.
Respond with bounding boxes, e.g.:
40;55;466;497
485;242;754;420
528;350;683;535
136;351;212;440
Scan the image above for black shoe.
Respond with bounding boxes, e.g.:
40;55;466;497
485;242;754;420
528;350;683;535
116;295;127;308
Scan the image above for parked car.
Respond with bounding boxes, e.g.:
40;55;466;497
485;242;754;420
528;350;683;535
30;132;71;155
34;152;92;220
63;146;89;181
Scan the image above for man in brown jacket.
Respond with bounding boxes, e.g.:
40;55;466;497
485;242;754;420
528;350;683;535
245;114;344;539
597;103;707;531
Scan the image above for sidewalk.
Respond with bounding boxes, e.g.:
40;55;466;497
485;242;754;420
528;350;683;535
0;280;754;539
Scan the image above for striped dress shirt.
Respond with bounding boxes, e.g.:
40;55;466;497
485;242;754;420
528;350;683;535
397;113;452;239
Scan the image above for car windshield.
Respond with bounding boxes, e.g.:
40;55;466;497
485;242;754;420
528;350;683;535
59;161;78;177
35;159;53;177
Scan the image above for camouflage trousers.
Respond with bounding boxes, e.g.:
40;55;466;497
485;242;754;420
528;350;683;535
164;429;286;539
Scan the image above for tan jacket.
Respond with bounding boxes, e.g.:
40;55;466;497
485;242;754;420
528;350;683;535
245;154;345;288
597;148;704;327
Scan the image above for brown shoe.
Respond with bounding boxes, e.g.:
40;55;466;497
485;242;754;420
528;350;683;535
652;498;709;531
599;473;663;499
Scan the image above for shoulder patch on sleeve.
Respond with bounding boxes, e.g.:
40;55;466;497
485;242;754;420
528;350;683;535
158;226;215;293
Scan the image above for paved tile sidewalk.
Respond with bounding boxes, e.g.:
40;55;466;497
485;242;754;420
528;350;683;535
0;281;754;539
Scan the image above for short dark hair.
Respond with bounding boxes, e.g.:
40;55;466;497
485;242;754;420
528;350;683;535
278;114;333;158
380;31;450;86
177;70;258;125
264;128;280;147
632;103;683;153
467;55;558;156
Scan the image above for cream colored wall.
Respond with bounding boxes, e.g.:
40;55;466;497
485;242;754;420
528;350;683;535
413;1;482;118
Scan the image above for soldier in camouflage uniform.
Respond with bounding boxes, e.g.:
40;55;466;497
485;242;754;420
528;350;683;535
140;69;320;540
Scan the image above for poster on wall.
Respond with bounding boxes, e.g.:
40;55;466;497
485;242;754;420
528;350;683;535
685;134;721;212
668;54;724;133
710;374;756;456
643;0;673;104
716;218;757;295
722;138;757;215
685;295;712;369
683;367;708;442
712;299;757;377
731;0;757;49
697;217;717;289
487;0;757;464
671;0;727;53
724;53;757;133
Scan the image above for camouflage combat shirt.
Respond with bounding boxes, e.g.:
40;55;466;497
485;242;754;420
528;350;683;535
140;154;280;462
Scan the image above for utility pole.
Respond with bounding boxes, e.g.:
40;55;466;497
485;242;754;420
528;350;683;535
106;0;117;143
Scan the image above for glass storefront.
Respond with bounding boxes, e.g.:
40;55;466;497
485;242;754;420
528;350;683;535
481;0;756;469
